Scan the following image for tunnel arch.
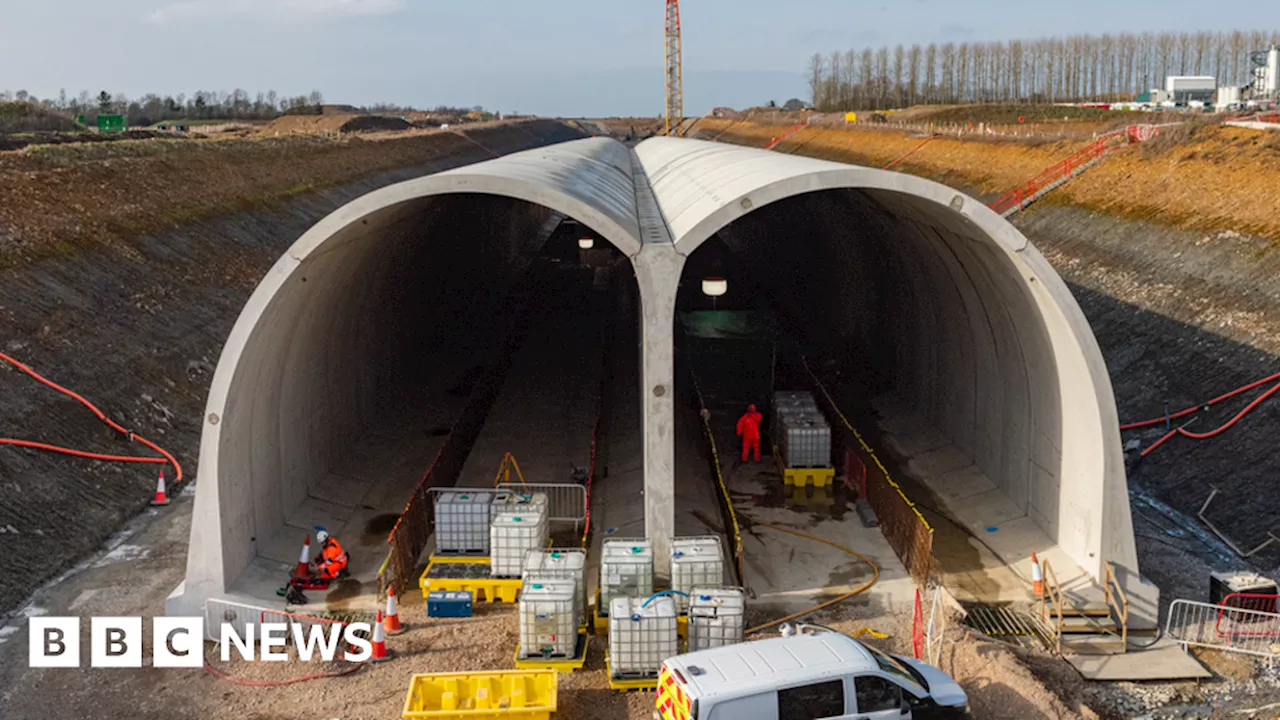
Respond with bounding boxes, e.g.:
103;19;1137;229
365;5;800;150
635;137;1139;591
172;134;1150;621
172;138;644;611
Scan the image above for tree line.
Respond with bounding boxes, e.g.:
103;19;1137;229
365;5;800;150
0;88;331;125
808;30;1280;111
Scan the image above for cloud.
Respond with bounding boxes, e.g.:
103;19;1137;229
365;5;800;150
147;0;406;24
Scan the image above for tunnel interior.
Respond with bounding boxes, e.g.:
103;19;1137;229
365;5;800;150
214;192;637;590
672;187;1065;553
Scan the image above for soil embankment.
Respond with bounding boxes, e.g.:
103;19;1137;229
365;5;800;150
0;120;584;617
691;117;1280;581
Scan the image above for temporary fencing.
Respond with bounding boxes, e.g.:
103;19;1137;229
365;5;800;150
495;482;587;532
204;598;271;642
1166;598;1280;664
802;357;937;587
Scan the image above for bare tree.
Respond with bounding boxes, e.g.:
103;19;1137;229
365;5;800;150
808;53;826;108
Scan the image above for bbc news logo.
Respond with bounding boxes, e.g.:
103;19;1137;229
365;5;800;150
29;617;374;667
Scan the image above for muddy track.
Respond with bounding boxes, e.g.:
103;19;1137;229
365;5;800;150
0;121;584;617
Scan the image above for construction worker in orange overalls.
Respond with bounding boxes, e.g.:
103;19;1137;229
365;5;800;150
311;529;348;581
737;403;763;462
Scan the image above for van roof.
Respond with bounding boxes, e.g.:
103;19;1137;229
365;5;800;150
665;633;876;699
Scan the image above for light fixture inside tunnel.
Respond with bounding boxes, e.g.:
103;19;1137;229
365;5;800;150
701;277;728;297
578;237;595;250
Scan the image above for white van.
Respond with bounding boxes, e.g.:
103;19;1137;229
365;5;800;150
656;629;969;720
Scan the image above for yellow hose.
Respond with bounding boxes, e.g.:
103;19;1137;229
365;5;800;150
745;521;881;635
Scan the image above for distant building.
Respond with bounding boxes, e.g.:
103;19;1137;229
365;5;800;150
1165;76;1216;105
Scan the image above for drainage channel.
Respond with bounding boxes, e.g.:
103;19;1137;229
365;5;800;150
962;602;1055;652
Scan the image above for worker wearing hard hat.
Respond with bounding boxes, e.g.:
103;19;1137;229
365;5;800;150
312;529;349;580
737;403;763;462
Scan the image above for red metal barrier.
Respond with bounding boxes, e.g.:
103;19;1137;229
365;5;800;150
1215;593;1280;638
988;138;1108;215
911;588;925;659
764;119;811;150
844;448;867;498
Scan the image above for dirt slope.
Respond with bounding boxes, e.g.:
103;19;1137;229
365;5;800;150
0;120;584;617
693;117;1280;576
693;118;1280;241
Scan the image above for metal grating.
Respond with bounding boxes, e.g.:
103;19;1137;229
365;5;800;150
962;603;1054;651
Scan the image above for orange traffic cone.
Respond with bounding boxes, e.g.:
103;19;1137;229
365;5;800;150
384;586;404;635
371;610;391;662
1030;552;1044;597
150;469;171;506
294;536;311;579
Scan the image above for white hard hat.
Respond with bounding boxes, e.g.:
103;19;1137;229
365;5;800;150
316;529;329;543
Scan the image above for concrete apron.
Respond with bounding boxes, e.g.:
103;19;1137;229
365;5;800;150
872;398;1104;606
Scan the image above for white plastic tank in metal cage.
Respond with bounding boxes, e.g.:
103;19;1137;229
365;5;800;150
523;548;587;624
518;575;579;658
434;491;494;555
608;594;678;677
600;538;654;616
671;536;725;613
687;587;746;651
490;509;548;578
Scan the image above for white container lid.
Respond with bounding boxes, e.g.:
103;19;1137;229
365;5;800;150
611;594;675;620
522;577;575;601
439;491;493;505
689;587;745;614
672;536;723;560
524;549;586;572
492;511;545;528
603;539;653;561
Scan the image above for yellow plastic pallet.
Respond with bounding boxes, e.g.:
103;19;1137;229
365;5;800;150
783;467;835;488
419;557;523;603
605;659;659;692
402;669;556;719
513;635;589;672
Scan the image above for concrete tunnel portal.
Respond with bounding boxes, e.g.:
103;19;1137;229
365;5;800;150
168;135;1154;622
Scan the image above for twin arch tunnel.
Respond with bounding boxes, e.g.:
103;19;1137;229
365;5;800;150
169;134;1153;621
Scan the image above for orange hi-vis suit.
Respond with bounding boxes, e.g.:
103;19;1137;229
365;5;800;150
737;404;763;462
316;537;348;580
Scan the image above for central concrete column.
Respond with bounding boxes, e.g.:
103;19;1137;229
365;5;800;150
627;147;684;583
632;243;684;582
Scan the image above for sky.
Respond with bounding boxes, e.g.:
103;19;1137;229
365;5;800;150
1;0;1268;116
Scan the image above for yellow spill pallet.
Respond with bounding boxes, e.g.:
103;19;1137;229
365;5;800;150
783;467;835;488
402;669;556;719
513;635;589;672
419;557;523;604
605;658;659;692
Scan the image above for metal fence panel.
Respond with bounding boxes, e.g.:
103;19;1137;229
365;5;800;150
496;482;587;528
1166;598;1280;661
203;598;271;642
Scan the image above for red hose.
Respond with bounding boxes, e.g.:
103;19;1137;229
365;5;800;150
1139;427;1179;458
882;137;932;170
1177;381;1280;440
1120;371;1280;431
0;350;183;481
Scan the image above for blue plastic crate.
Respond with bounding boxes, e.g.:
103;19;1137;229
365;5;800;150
427;590;473;618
